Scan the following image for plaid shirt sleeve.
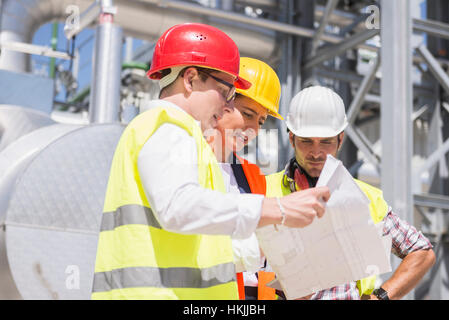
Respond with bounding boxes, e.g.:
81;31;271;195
382;209;433;259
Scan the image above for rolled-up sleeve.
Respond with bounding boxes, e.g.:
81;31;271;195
382;210;433;259
137;123;263;239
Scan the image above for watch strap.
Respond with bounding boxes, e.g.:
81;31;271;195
373;287;390;300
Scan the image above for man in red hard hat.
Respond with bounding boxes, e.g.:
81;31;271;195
92;23;330;300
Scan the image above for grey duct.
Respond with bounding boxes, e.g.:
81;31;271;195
0;0;277;73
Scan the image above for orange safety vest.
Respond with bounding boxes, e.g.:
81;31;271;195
233;154;277;300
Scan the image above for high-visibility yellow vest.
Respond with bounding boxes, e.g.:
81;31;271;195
91;106;238;300
265;170;389;297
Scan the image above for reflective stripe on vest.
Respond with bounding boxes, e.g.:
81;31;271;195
93;263;236;292
92;106;238;300
100;205;161;231
265;170;389;297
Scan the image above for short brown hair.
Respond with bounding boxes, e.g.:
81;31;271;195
158;66;211;98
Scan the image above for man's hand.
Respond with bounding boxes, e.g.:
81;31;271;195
281;187;330;227
259;186;331;228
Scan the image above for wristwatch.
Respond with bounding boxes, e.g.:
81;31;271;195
372;287;390;300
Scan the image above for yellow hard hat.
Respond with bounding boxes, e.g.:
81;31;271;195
236;57;283;120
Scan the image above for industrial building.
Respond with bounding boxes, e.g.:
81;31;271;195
0;0;448;300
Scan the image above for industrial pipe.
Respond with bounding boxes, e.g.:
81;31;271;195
88;7;123;124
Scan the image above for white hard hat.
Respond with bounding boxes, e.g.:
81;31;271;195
286;86;348;138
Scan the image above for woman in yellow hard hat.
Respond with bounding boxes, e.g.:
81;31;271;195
207;57;283;301
209;57;283;164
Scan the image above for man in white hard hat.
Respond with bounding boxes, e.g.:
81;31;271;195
265;85;436;300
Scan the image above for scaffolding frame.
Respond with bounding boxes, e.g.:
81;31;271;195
189;0;449;300
122;0;449;299
273;0;449;300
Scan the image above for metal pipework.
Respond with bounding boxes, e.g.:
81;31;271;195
64;0;102;40
156;0;377;52
413;18;449;42
346;57;381;126
417;44;449;97
311;0;339;55
338;56;381;170
304;28;380;70
0;41;72;60
416;44;449;179
0;0;277;73
418;138;449;179
380;0;413;299
381;0;413;215
88;11;123;124
381;0;413;222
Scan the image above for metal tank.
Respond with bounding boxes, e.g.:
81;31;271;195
0;105;55;152
0;123;80;299
0;123;124;299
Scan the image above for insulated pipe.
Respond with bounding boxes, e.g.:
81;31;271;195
380;0;414;300
113;0;277;61
1;0;383;74
88;12;123;124
0;0;277;73
0;0;92;73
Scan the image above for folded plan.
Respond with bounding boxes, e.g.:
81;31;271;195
256;155;392;299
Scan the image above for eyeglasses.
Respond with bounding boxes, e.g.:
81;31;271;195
197;70;236;103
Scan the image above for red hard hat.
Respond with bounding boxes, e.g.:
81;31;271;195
147;23;251;90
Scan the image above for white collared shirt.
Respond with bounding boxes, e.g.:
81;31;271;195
137;100;263;239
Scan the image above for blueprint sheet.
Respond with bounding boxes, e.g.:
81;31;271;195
256;155;392;299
